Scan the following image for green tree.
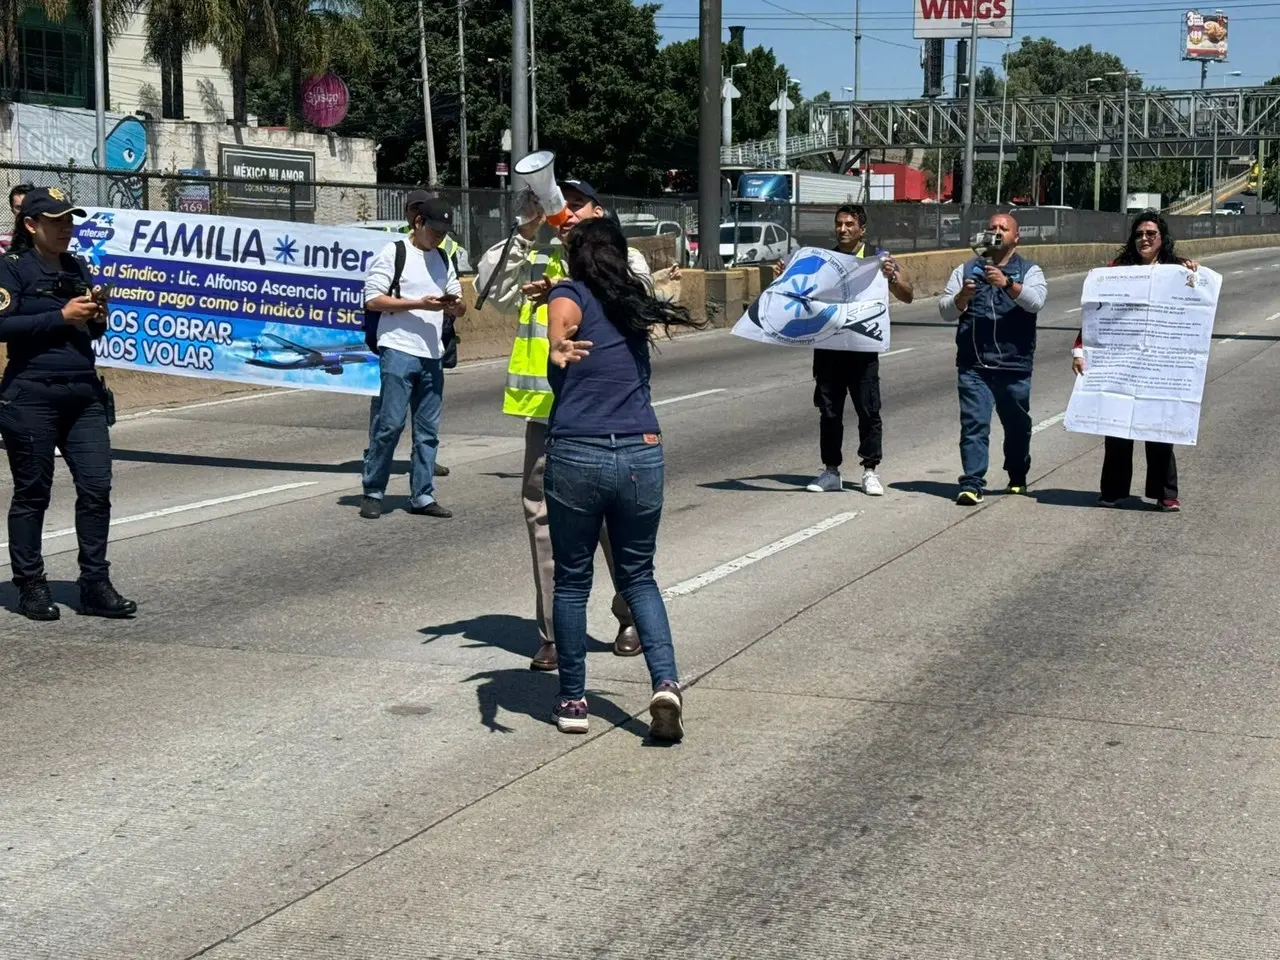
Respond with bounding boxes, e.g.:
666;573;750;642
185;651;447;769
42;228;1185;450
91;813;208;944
248;0;694;193
144;0;221;118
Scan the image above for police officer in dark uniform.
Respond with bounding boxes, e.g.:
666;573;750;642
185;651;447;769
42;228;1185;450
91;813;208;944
0;186;136;621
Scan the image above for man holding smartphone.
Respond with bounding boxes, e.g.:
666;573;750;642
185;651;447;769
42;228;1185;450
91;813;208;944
360;196;465;520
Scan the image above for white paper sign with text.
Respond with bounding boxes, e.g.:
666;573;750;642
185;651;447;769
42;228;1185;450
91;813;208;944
1064;263;1222;445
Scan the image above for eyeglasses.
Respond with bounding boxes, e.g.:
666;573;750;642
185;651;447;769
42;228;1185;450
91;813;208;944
1134;229;1161;239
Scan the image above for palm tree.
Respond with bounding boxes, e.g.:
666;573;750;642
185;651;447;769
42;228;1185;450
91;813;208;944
143;0;219;118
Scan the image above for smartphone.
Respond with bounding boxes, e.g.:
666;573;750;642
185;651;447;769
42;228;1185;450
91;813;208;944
437;293;459;303
92;283;114;303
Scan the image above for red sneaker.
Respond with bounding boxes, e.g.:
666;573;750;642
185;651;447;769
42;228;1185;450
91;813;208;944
1159;499;1181;512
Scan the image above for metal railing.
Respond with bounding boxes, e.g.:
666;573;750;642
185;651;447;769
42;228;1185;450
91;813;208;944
733;199;1280;255
725;86;1280;167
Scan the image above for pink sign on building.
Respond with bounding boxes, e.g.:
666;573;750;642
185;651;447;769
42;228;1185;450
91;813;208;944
301;73;350;129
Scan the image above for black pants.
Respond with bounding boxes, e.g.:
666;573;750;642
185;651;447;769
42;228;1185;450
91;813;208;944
0;377;113;586
813;349;882;470
1100;436;1178;502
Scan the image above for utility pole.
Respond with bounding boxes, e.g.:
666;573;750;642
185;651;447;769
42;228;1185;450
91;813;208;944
529;0;539;150
510;0;529;186
418;0;438;186
1121;78;1130;214
961;17;978;206
92;0;106;194
457;0;470;243
853;0;861;99
697;0;723;270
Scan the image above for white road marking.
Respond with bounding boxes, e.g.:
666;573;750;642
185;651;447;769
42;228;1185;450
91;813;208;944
653;389;726;407
1231;269;1246;275
115;390;294;422
1217;330;1249;344
1033;412;1065;434
1066;307;1082;314
0;482;318;549
882;347;915;357
1265;312;1280;323
662;511;859;600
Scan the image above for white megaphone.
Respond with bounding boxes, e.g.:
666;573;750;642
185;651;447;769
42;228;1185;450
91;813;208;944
513;150;574;229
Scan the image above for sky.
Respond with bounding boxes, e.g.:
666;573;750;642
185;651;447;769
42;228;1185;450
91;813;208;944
652;0;1279;103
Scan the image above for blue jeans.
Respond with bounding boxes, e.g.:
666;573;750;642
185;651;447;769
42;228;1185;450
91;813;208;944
362;348;444;507
957;367;1032;492
545;434;678;701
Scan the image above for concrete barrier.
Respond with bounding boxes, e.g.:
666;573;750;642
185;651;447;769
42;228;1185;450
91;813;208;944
5;231;1273;413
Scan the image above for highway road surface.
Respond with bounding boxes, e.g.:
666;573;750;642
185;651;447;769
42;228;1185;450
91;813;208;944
4;247;1280;959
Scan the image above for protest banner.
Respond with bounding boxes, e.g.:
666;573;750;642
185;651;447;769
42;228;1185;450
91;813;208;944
1064;263;1223;445
731;247;891;352
70;208;389;395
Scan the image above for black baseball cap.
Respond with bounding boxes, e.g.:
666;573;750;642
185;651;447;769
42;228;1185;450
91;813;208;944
561;179;601;206
19;186;86;220
405;191;452;232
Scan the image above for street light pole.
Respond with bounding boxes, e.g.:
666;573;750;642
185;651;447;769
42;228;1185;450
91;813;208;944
1210;109;1219;218
510;0;529;184
1106;69;1139;214
92;0;106;196
995;45;1010;205
457;0;470;243
418;0;438;186
529;0;539;150
1121;79;1129;214
697;0;723;270
961;17;978;207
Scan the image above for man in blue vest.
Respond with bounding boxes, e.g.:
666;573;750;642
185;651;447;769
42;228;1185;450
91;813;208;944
938;213;1048;505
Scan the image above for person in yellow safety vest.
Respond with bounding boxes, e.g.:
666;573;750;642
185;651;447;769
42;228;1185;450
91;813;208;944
474;178;681;673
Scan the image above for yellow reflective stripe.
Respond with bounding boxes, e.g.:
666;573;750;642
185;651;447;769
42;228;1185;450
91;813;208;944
503;387;554;418
506;373;552;393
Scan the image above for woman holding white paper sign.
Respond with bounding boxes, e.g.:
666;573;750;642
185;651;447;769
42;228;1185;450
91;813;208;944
1071;211;1197;512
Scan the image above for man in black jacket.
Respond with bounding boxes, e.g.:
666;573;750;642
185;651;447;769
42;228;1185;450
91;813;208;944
938;214;1048;505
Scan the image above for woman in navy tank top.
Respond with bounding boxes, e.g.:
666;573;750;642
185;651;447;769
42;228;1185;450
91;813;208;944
543;217;705;741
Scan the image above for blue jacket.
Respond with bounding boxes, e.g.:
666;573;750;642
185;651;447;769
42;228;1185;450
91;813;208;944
939;252;1048;373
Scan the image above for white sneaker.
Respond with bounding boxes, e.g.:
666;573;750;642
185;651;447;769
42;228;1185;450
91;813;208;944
861;469;884;496
806;468;842;493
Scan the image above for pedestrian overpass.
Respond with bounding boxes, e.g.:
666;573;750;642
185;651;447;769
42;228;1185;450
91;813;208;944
722;87;1280;169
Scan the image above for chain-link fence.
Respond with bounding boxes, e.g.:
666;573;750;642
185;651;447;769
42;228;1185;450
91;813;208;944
0;161;696;274
727;199;1280;259
4;161;1275;272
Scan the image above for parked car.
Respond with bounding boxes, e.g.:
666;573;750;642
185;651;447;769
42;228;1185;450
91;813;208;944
718;221;792;266
617;213;688;266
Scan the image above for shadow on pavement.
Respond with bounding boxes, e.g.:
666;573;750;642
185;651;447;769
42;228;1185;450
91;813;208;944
1032;489;1157;510
699;473;814;493
462;667;643;736
1031;488;1107;509
890;480;957;500
111;448;377;473
0;579;81;615
420;614;613;660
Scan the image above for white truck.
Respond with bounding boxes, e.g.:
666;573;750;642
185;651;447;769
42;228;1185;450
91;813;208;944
1126;192;1162;213
735;169;865;205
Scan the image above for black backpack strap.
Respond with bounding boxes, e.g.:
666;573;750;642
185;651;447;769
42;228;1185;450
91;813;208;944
390;239;407;298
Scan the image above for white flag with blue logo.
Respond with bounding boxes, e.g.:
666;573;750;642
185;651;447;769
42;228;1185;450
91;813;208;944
731;247;891;352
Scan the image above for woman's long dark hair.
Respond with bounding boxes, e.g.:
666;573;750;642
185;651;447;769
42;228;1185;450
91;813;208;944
564;217;706;339
8;212;33;254
1113;210;1180;266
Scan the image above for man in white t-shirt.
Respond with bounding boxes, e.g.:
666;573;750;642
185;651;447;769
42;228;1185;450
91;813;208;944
360;196;466;520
